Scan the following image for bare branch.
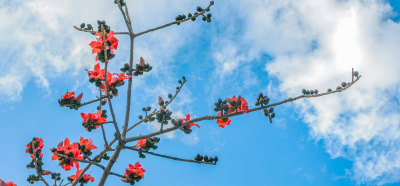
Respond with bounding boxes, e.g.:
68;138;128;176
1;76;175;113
125;75;362;143
123;146;216;165
134;1;214;38
78;95;108;108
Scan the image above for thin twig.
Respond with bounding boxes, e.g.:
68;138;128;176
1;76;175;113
134;1;214;38
123;146;216;165
73;26;129;35
127;79;187;132
78;96;107;108
125;75;362;143
99;91;109;147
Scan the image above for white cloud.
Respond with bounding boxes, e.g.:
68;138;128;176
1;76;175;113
0;0;203;103
211;0;400;184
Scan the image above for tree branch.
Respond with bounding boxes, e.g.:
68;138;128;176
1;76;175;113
127;79;187;132
78;96;107;108
125;75;362;143
134;1;214;38
98;1;134;184
31;141;50;186
70;138;117;186
123;146;216;165
73;26;129;36
99;91;109;147
100;24;122;142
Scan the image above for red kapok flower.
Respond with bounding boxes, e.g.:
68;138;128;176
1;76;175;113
79;137;97;152
59;92;83;110
81;110;107;125
106;31;119;50
85;64;105;80
89;31;119;61
182;114;200;130
0;180;16;186
69;169;95;183
226;96;249;113
6;182;17;186
62;92;75;99
113;72;131;85
26;137;44;159
122;162;145;183
217;112;231;128
134;135;146;149
51;138;83;171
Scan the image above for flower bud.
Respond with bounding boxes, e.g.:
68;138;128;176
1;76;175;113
42;170;52;175
158;96;164;106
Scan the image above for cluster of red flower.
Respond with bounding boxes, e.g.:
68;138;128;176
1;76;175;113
80;110;108;131
121;162;146;184
217;96;249;128
50;138;96;183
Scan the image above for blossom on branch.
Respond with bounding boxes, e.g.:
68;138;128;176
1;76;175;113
81;110;107;131
180;114;200;134
85;64;105;81
217;112;231;128
79;137;97;153
51;138;83;171
69;169;95;184
134;135;147;150
89;31;119;62
122;162;145;184
58;92;83;110
99;72;130;97
26;137;44;159
226;96;249;114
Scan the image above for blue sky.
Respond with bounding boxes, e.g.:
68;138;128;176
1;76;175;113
1;0;400;185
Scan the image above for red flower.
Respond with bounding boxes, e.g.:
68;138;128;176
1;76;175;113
182;114;200;130
226;96;249;113
81;110;107;125
113;72;131;84
0;180;16;186
134;134;147;149
106;31;119;50
89;31;119;61
85;64;105;80
123;162;145;181
62;92;75;99
79;137;97;152
217;112;231;128
26;137;44;159
51;138;83;171
100;72;118;94
70;169;95;183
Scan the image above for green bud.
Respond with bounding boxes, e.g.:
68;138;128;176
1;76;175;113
354;71;359;77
